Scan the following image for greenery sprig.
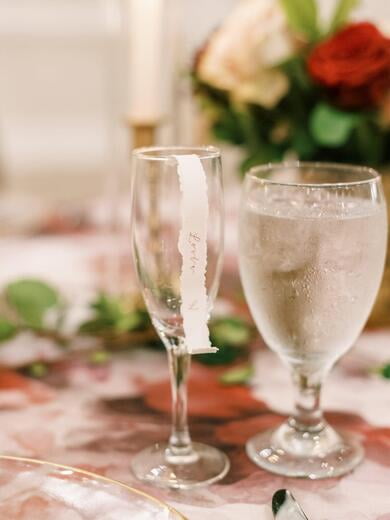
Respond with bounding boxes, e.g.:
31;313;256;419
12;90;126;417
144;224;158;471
0;278;254;369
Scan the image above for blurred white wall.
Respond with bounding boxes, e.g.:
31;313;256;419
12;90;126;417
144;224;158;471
0;0;125;201
0;0;237;201
0;0;387;201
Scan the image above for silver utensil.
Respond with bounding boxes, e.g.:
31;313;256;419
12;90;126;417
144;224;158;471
272;489;309;520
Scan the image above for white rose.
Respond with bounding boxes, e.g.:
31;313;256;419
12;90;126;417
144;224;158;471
197;0;295;109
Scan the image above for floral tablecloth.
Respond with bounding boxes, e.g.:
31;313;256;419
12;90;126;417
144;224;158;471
0;234;389;519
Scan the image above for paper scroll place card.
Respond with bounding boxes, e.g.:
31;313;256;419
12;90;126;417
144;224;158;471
174;154;218;355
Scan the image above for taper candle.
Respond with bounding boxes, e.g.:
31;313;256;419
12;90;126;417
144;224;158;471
128;0;164;124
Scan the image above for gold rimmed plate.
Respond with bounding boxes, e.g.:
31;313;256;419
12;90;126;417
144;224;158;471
0;455;186;519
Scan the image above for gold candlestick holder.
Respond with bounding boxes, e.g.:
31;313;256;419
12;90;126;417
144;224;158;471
130;122;158;149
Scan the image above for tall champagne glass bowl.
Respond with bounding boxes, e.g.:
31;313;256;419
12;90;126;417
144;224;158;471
130;146;229;489
239;162;387;478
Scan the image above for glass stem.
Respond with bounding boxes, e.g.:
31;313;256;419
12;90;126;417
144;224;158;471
167;342;193;459
289;371;325;433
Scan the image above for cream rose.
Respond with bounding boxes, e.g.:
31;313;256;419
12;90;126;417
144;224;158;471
197;0;296;109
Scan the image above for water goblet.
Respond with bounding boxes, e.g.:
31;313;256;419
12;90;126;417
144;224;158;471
239;162;387;478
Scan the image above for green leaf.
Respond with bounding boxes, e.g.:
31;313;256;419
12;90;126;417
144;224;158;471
5;279;59;328
219;364;254;385
78;317;114;334
80;294;151;336
379;363;390;379
91;293;122;321
329;0;360;33
240;146;284;175
211;317;253;348
196;317;253;366
114;310;150;333
212;112;245;146
236;110;264;152
196;345;243;365
26;362;49;379
280;56;312;91
355;119;385;165
291;126;317;159
0;316;18;341
309;103;359;147
279;0;319;41
89;350;111;365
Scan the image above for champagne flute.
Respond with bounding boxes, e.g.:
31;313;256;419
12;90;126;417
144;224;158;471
239;162;387;478
130;146;229;489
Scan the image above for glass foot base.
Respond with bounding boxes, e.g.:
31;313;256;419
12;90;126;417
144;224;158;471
131;442;230;490
246;421;364;479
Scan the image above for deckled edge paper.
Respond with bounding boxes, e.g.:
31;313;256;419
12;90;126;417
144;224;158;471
174;154;218;355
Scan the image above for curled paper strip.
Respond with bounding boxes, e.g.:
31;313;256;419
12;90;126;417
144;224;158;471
174;154;218;355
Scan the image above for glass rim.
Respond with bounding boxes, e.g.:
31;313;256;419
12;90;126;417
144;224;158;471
247;161;381;188
0;455;186;519
132;145;221;161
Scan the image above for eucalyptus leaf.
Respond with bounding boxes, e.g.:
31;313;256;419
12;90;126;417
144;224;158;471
279;0;319;41
5;279;59;328
309;103;359;147
329;0;360;33
0;316;18;342
219;364;254;385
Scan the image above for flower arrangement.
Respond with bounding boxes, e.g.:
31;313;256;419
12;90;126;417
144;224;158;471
193;0;390;172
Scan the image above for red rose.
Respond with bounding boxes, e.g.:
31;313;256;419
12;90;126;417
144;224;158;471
308;22;390;109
